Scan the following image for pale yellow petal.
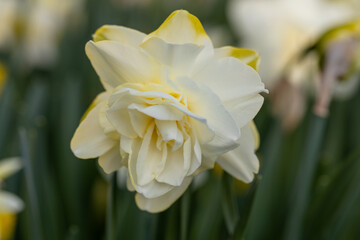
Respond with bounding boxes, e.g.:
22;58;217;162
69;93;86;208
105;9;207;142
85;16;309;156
85;40;159;90
146;10;211;47
98;146;122;174
141;37;204;77
71;100;116;159
156;137;191;186
176;77;240;156
135;177;192;213
215;46;260;71
128;138;173;198
224;94;264;129
0;158;22;180
0;191;23;214
93;25;146;46
217;123;260;183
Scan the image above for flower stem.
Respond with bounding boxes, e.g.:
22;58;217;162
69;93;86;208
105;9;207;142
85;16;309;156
106;172;117;240
180;189;190;240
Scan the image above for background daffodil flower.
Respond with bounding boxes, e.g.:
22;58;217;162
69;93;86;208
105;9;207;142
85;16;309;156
0;0;85;69
0;0;17;49
71;10;267;213
228;0;358;90
0;157;24;240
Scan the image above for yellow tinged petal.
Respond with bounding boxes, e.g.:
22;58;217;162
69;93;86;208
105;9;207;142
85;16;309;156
93;25;146;46
80;92;109;122
86;40;159;90
0;191;24;213
217;123;259;183
317;21;360;51
98;146;122;174
0;158;22;180
146;10;212;47
249;120;260;150
215;46;260;71
135;177;192;213
71;97;116;159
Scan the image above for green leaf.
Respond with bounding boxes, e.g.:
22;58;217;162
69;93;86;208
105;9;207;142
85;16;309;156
221;173;239;237
19;128;45;240
284;114;327;240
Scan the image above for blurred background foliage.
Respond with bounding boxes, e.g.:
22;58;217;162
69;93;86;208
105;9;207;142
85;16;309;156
0;0;359;239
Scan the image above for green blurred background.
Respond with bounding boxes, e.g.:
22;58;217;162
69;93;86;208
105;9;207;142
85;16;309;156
0;0;359;239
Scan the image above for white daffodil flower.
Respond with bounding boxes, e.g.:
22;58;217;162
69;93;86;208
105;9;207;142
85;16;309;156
71;10;267;213
0;157;24;214
22;0;85;68
0;157;24;240
228;0;357;89
0;0;18;49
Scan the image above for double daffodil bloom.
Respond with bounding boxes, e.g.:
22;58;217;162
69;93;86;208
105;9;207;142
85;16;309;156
228;0;357;89
71;10;267;212
0;158;24;240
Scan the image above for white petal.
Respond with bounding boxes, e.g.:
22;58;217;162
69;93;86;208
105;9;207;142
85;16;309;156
224;94;264;129
93;25;146;46
192;57;267;103
71;100;116;159
156;137;191;186
0;157;22;180
128;138;173;198
172;128;184;151
99;103;119;139
217;123;260;183
85;40;158;90
126;170;135;192
106;107;137;138
155;120;178;142
176;77;240;156
141;37;204;77
187;135;202;175
135;177;192;213
128;103;184;121
110;88;212;129
214;46;260;71
128;108;152;138
120;135;133;154
0;191;24;213
98;145;122;174
136;122;160;185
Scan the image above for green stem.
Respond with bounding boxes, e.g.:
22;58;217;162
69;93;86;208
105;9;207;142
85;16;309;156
180;189;190;240
106;172;117;240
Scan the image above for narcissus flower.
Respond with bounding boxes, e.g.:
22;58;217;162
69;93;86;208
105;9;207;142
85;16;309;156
0;0;17;49
22;0;85;68
71;10;267;212
0;158;24;239
228;0;357;89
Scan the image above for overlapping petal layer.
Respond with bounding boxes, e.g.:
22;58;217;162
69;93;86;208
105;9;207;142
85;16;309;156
71;10;267;212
